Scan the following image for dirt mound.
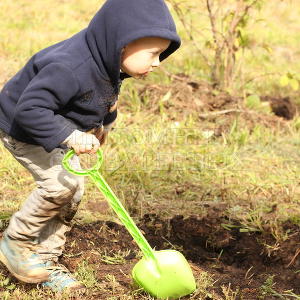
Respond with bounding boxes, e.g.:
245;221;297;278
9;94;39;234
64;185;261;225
262;96;297;120
0;213;299;299
138;214;300;299
136;75;293;136
58;212;300;299
139;74;240;116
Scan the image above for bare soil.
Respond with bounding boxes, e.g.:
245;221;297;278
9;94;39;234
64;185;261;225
0;206;299;299
64;210;299;299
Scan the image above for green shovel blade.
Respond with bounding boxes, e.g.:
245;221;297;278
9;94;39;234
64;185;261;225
132;250;196;299
62;149;196;299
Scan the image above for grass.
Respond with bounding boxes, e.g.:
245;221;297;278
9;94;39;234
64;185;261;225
76;261;100;289
259;275;300;299
0;0;299;299
100;115;300;228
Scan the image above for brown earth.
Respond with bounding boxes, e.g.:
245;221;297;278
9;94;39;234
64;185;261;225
134;74;296;134
2;204;299;299
60;211;300;299
0;207;299;299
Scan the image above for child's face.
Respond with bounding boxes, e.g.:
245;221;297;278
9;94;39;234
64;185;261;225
121;37;171;79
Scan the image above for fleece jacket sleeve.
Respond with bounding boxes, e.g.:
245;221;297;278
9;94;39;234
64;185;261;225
14;63;80;152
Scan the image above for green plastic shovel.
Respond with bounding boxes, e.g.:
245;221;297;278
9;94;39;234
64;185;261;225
62;149;196;299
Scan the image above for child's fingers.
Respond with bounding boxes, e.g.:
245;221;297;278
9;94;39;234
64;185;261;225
72;145;81;155
90;135;100;153
77;134;100;154
64;130;100;155
91;142;100;153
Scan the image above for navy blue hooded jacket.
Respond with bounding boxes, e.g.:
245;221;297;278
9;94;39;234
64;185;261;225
0;0;181;152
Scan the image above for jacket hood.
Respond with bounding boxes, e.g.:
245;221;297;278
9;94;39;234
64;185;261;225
86;0;181;86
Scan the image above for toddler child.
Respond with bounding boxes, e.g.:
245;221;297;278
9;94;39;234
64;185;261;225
0;0;180;292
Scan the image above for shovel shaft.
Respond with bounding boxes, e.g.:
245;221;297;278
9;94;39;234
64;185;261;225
62;150;156;261
88;170;156;261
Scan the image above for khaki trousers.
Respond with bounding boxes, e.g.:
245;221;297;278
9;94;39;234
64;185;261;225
0;131;84;261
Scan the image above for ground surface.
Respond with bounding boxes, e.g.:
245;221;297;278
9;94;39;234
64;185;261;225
63;208;300;299
1;205;298;299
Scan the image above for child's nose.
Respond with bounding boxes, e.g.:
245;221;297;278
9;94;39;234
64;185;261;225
152;56;160;68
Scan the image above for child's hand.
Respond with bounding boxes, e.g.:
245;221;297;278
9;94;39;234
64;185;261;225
94;122;115;145
63;130;100;155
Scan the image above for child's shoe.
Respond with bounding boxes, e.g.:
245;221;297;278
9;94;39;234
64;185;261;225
42;262;85;292
0;233;50;283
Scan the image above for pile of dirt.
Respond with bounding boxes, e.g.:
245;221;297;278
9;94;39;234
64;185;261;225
139;213;300;299
135;74;294;135
138;74;241;116
262;95;297;120
58;210;300;299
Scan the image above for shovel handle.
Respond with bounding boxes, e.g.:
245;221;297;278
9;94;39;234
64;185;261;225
62;149;157;262
62;149;103;175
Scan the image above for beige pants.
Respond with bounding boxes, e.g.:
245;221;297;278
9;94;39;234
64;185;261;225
0;131;84;261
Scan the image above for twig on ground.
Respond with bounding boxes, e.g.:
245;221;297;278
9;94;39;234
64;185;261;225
198;109;246;118
286;247;300;268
